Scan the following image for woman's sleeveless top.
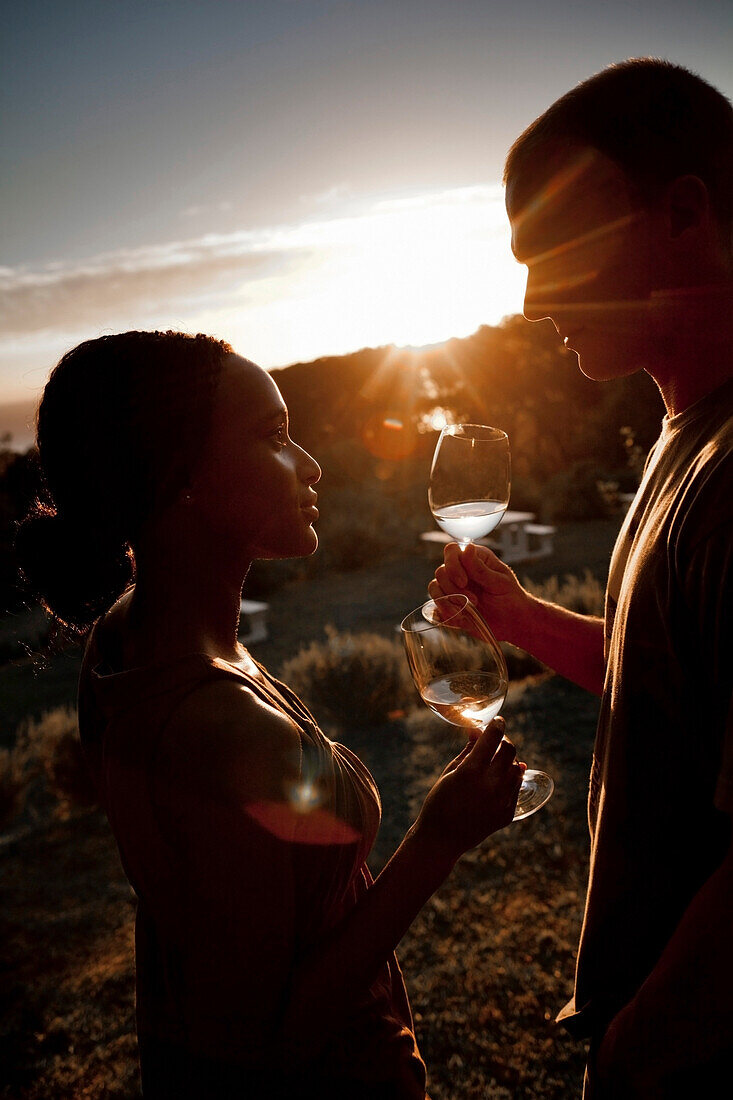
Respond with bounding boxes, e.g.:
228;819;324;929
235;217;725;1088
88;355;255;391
77;622;426;1095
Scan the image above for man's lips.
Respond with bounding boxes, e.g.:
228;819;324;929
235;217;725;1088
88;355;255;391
563;329;585;349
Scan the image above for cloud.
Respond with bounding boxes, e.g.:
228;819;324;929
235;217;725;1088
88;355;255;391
305;183;354;206
180;200;234;218
372;183;504;213
0;231;311;339
0;184;517;386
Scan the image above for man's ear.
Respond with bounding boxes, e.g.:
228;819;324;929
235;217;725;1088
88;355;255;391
665;175;710;239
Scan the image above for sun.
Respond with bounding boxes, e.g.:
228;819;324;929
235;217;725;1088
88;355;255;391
197;187;527;370
429;408;449;431
326;194;525;349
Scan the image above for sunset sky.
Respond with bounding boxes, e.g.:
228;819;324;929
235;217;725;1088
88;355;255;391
2;0;731;440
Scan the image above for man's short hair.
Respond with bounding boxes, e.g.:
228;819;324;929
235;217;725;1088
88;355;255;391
504;58;733;234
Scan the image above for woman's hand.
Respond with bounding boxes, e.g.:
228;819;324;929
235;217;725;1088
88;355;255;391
428;542;530;645
414;717;525;865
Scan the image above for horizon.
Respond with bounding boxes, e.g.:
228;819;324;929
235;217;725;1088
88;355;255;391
0;319;523;452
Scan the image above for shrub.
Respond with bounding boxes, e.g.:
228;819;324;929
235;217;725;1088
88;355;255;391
542;460;612;522
312;480;418;574
0;743;34;831
523;569;605;617
500;641;545;680
14;706;97;817
281;626;415;727
313;511;391;572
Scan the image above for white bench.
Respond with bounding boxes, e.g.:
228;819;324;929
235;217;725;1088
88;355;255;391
239;599;270;644
524;523;556;558
420;512;556;564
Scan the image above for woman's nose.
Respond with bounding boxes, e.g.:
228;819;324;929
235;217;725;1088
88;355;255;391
300;447;321;485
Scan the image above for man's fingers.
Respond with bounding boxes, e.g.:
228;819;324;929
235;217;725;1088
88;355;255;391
464;544;497;577
443;542;468;587
464;544;512;586
429;570;478;607
427;578;444;601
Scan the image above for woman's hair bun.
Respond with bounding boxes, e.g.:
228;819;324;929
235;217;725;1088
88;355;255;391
15;508;134;632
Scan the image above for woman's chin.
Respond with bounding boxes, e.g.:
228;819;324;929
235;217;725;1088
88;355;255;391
258;531;319;561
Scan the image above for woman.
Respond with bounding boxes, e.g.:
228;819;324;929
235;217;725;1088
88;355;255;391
17;331;524;1099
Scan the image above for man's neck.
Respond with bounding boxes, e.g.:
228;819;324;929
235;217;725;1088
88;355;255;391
646;288;733;417
653;359;733;419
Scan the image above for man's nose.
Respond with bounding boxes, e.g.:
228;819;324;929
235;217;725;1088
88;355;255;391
523;272;551;323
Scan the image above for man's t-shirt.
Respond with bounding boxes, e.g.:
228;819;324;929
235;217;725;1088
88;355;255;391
558;377;733;1041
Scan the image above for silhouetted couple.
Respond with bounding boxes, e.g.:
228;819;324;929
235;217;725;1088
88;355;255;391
19;58;732;1098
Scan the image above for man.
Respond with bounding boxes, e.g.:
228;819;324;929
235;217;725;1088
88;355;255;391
430;59;733;1096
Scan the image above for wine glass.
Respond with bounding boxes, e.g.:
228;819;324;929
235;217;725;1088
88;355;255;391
401;593;553;821
429;423;510;548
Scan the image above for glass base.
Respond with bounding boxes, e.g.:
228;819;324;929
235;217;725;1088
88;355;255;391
513;769;554;821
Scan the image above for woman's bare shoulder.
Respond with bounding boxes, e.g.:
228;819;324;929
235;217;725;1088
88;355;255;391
159;677;302;801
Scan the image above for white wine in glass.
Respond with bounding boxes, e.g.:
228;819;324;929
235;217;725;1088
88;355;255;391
401;593;553;821
429;424;510;547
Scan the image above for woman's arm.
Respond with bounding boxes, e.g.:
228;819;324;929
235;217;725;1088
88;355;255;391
159;680;524;1063
282;718;522;1059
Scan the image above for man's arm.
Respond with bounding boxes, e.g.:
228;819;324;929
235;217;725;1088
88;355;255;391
429;542;606;696
595;824;733;1094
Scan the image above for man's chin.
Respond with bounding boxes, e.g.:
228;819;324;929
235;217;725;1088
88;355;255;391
576;350;644;383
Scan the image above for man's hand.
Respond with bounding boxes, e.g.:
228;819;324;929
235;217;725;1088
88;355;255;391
429;540;607;695
428;541;531;645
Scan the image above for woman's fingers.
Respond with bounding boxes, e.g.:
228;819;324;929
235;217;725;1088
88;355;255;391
463;719;525;785
441;740;475;775
490;737;520;770
462;716;506;767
